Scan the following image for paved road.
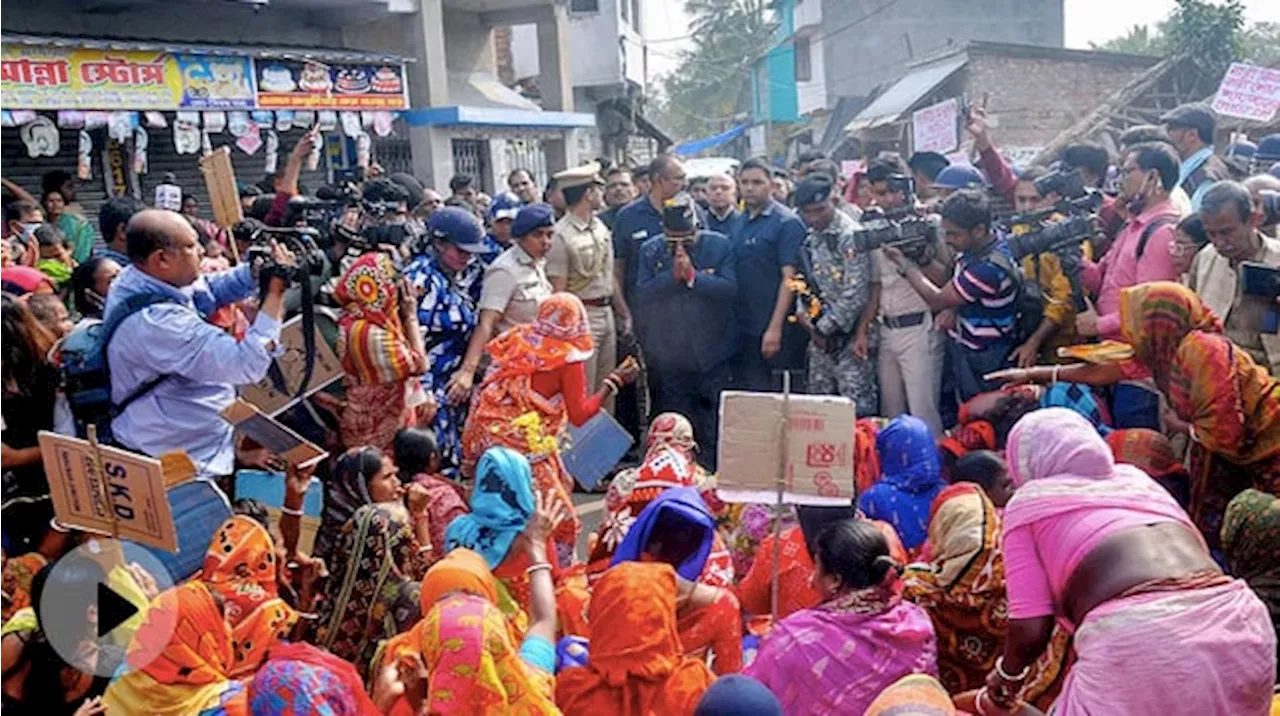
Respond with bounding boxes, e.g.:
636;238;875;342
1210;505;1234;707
571;491;605;557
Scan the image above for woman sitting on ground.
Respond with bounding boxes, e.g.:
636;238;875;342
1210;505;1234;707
859;415;946;552
744;518;938;714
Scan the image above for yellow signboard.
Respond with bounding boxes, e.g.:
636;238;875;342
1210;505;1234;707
2;45;183;110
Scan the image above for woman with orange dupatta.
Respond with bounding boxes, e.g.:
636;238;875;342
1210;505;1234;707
988;282;1280;557
556;562;716;715
460;292;638;559
102;582;247;716
335;252;428;456
199;516;299;679
902;484;1070;707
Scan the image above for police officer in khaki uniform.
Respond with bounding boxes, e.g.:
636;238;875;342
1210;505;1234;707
446;203;555;405
547;162;624;409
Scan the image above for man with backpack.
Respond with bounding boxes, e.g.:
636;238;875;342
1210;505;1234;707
882;189;1025;403
100;209;292;478
1075;142;1184;429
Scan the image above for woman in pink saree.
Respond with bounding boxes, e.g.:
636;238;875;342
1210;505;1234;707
978;408;1275;716
743;518;937;715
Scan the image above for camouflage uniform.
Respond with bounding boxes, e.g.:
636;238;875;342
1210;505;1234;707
801;209;878;415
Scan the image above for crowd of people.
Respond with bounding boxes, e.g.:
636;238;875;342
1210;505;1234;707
0;99;1278;715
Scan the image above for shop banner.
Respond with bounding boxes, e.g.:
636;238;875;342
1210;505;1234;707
255;59;408;109
174;54;256;109
2;45;182;110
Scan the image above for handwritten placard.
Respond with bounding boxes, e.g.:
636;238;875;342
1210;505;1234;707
912;97;960;154
1211;63;1280;122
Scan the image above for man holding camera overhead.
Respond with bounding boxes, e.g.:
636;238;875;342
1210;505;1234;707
635;194;737;468
865;157;949;435
107;209;293;479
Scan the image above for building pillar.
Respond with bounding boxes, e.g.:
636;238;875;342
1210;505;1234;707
407;0;450;184
537;1;577;173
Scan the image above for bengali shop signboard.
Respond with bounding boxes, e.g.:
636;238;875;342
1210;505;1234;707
1;45;182;109
1211;63;1280;122
173;54;257;110
255;58;408;109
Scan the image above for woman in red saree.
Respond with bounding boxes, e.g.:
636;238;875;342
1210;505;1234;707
461;292;637;558
335;252;428;455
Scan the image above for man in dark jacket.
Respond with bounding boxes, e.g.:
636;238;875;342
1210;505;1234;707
634;194;737;469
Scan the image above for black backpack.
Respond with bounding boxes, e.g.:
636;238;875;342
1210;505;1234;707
985;248;1044;344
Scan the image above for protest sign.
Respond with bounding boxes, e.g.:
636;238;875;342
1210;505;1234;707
222;399;328;468
239;310;344;416
715;390;856;506
1211;63;1280;122
199;146;244;231
912;97;960;154
38;431;178;551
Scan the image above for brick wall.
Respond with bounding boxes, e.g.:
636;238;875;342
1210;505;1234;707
967;52;1155;148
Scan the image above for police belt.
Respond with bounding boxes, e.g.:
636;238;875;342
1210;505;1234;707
881;311;927;329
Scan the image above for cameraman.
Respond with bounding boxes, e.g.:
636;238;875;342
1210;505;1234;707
883;189;1019;404
866;156;949;434
1187;181;1280;375
107;209;292;479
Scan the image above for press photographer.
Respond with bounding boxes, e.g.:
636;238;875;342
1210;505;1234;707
864;156;950;435
102;209;295;479
1187;181;1280;375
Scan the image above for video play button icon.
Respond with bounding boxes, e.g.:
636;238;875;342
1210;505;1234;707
40;538;176;678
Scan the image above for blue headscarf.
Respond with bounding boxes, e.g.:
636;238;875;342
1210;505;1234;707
1040;382;1112;436
857;414;943;550
610;487;714;581
444;446;535;568
694;675;784;716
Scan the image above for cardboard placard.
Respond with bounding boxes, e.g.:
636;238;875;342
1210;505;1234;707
912;97;960;154
715;391;856;506
238;310;344;416
1211;63;1280;122
221;399;328;468
199;146;244;229
38;431;179;551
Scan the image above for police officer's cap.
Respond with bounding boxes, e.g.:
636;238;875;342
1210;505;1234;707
933;164;986;190
428;207;488;253
489;191;521;222
661;193;698;234
1159;103;1217;139
512;203;556;238
1225;140;1257;159
793;176;835;207
553;161;606;190
1256;134;1280;162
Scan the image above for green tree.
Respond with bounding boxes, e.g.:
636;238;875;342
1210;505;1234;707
653;0;776;143
1241;22;1280;66
1091;0;1249;79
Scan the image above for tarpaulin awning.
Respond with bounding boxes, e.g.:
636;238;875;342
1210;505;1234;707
844;54;968;133
674;123;749;156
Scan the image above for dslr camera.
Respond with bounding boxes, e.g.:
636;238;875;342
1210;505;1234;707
1003;168;1103;261
234;220;328;289
851;174;938;262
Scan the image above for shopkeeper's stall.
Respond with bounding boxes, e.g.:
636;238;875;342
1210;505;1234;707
1;34;412;234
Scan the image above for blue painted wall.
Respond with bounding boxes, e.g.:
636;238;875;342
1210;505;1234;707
751;0;799;124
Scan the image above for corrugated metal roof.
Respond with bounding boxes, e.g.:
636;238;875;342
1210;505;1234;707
844;54;968;133
0;33;412;64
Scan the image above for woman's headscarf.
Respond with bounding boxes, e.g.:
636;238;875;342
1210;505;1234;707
315;504;423;675
876;415;944;493
601;446;700;543
316;447;384;559
483;292;594;383
611;487;715;582
555;562;715;715
419;547;499;610
248;642;380;715
419;592;558;714
645;412;697;456
1118;281;1222;393
444;446;536;569
864;674;956;716
199;516;298;678
1040;382;1111;435
1222;489;1280;654
0;266;55;295
335;252;416;385
1106;428;1192;506
103;582;245;716
694;675;783;716
939;420;997;462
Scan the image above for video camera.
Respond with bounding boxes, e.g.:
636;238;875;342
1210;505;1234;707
235;222;328;289
1003;169;1103;261
851;174;938;262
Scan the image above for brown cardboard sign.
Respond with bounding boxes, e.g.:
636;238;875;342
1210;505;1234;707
221;399;328;468
38;431;178;551
198;145;244;229
238;310;344;416
715;391;856;506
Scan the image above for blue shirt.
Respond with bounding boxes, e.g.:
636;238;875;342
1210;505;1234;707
107;264;281;477
611;196;666;304
730;200;805;336
478;234;509;267
95;246;131;265
405;254;483;394
704;206;741;238
1178;146;1216;211
635;230;739;373
950;240;1019;351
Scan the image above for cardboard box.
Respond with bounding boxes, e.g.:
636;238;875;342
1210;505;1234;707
38;431;178;551
715;391;856;506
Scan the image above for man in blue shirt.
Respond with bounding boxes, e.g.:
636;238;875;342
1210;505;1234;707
107;209;289;479
883;189;1019;402
635;194;737;468
96;196;145;265
730;157;808;392
611;154;689;319
480;191;521;265
703;173;740;237
1161;102;1231;211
